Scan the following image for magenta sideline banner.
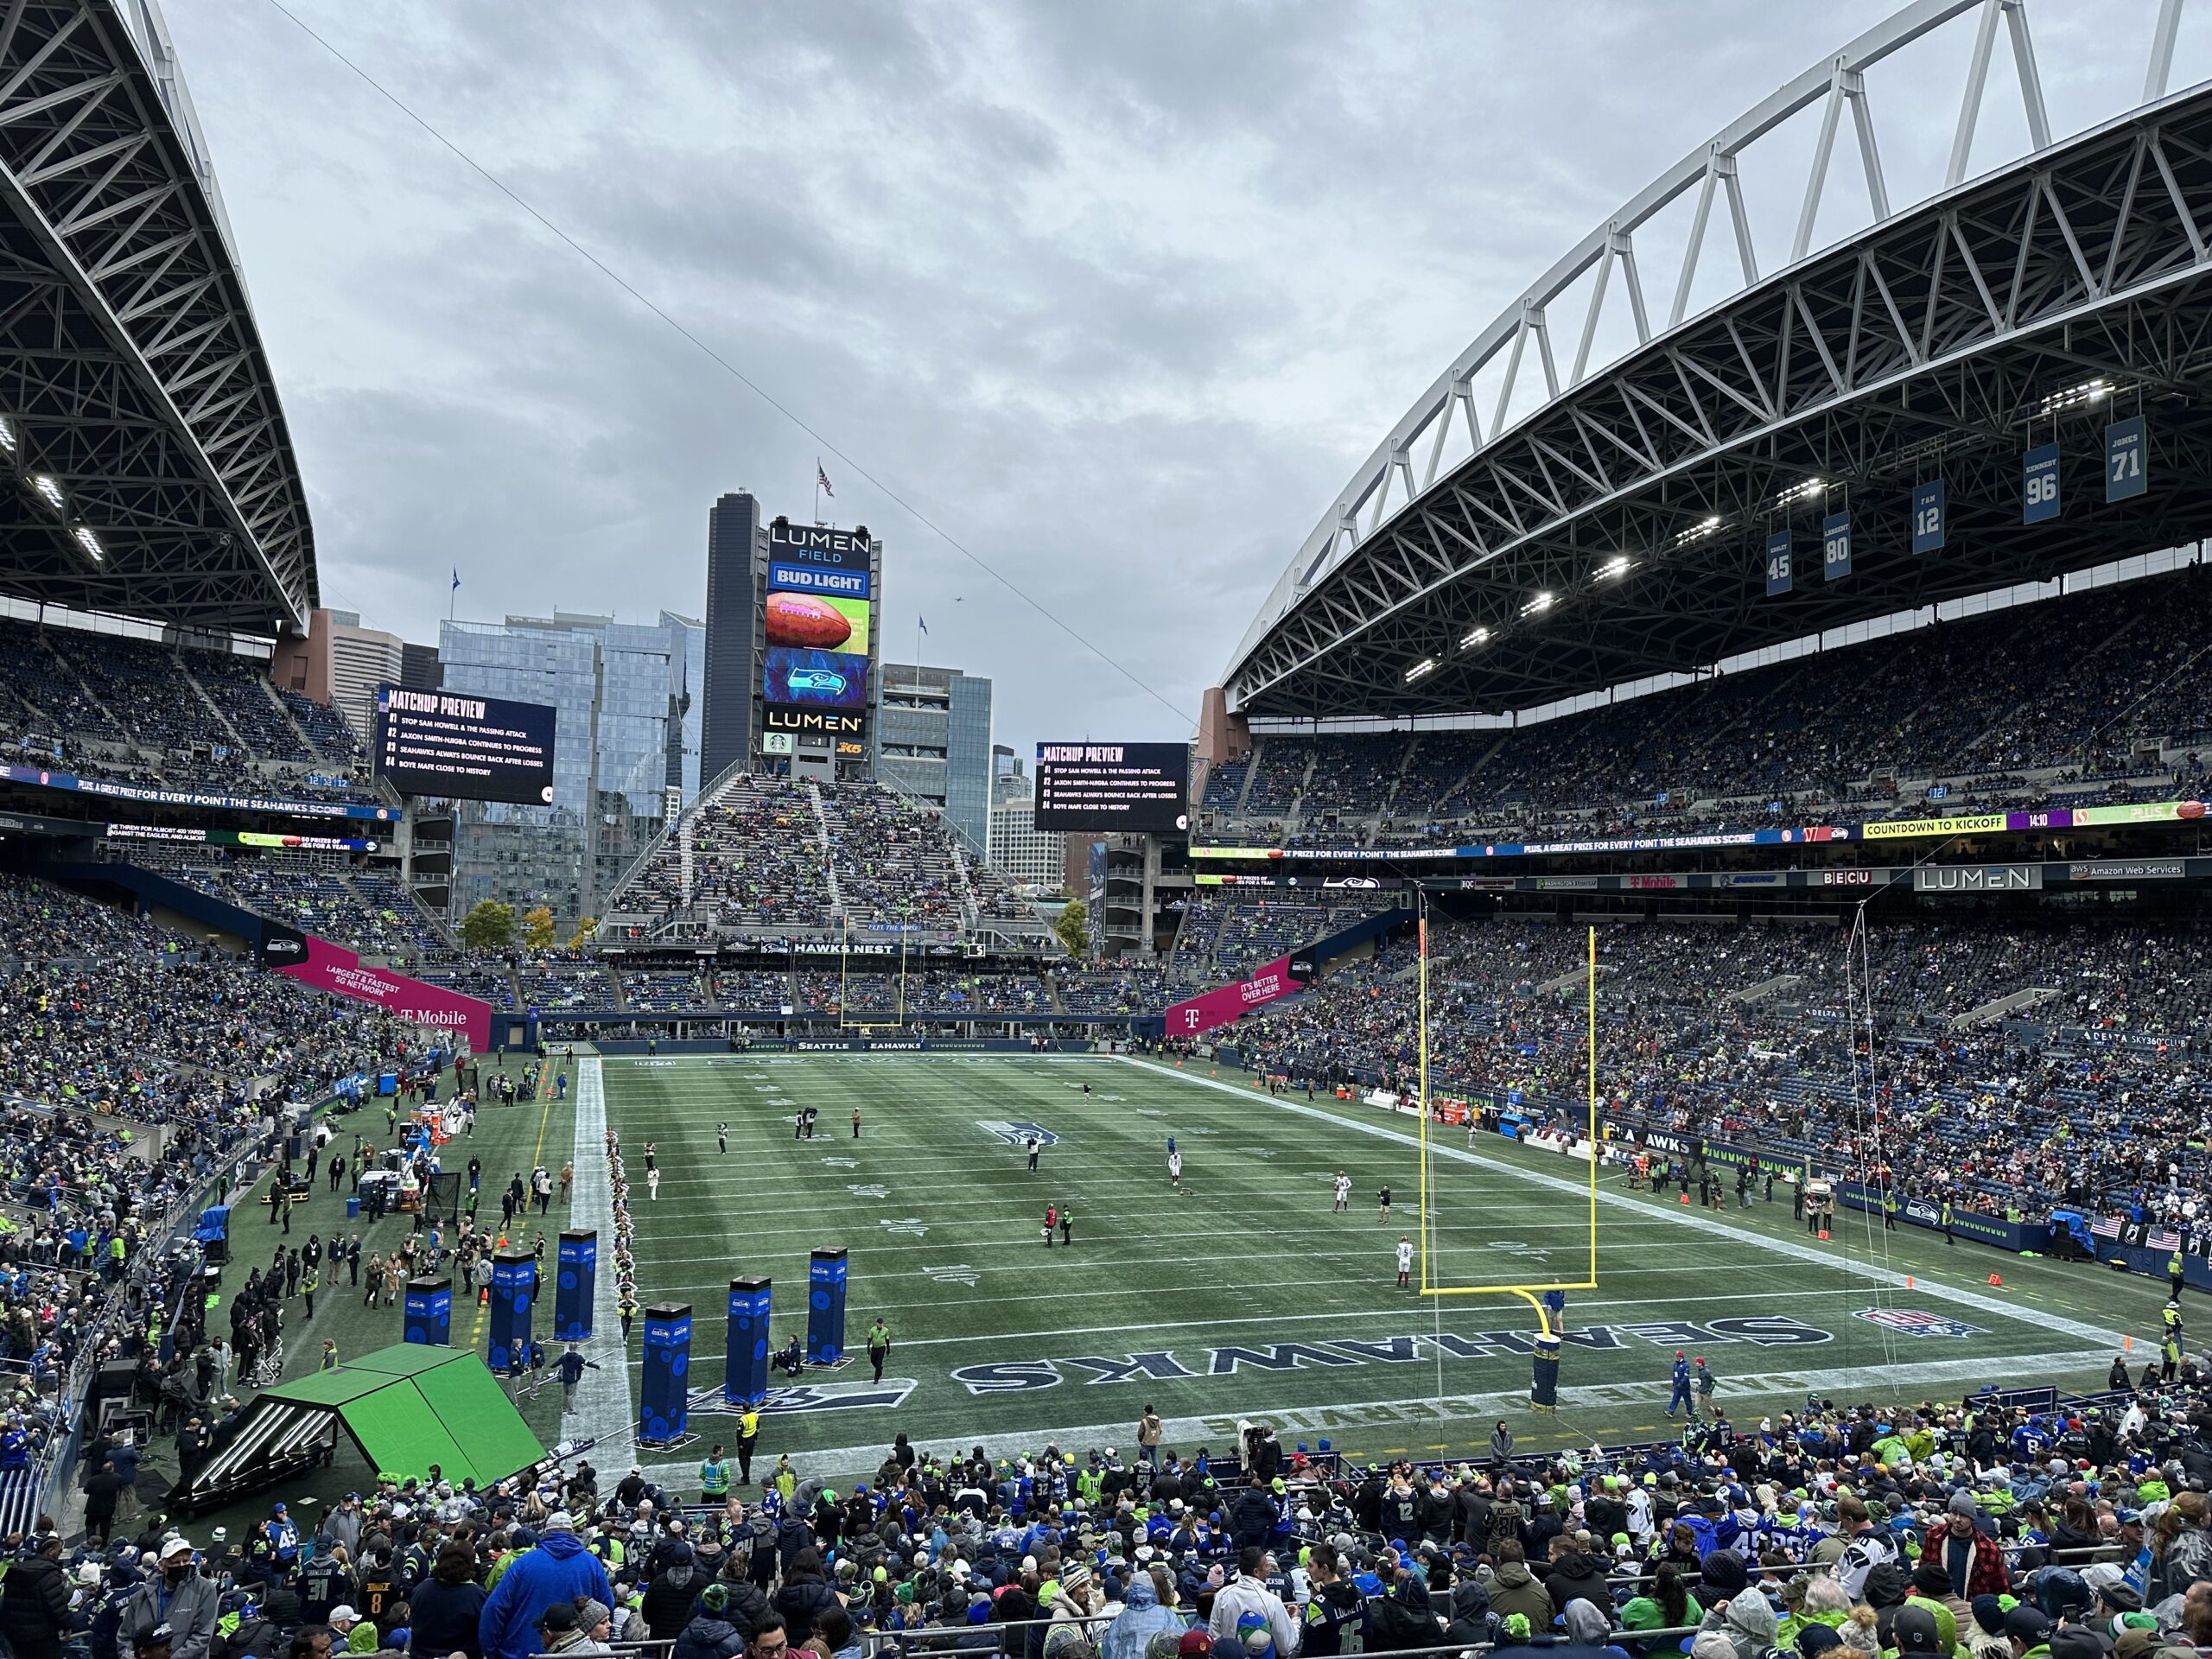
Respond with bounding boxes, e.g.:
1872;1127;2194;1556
276;935;492;1052
1162;954;1304;1038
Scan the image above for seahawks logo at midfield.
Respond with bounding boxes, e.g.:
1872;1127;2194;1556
978;1120;1059;1147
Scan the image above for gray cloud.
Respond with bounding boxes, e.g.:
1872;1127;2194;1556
166;0;2157;759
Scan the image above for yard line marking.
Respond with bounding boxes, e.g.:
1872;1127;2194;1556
1118;1057;2126;1351
848;1282;1976;1351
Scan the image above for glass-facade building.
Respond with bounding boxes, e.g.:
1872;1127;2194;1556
439;612;701;923
874;660;993;856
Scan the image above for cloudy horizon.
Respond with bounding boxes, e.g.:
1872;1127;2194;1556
163;0;2188;760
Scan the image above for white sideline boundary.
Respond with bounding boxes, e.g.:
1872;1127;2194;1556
1115;1056;2125;1350
569;1058;638;1464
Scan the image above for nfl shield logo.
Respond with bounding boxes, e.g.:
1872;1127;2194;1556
1853;1307;1982;1338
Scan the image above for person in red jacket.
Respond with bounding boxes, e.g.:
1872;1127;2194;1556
1044;1204;1058;1248
1935;1494;2011;1597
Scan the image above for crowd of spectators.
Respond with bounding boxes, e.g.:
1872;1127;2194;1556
1237;912;2212;1227
105;849;448;963
613;779;1040;942
24;1363;2212;1659
0;865;440;1540
0;872;423;1123
821;788;968;929
0;618;378;808
657;783;837;932
1197;565;2212;853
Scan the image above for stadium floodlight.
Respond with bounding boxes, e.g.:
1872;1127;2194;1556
29;474;64;514
2037;377;2110;416
1669;514;1723;549
1771;478;1827;509
0;416;17;456
1460;625;1491;650
1519;591;1554;618
69;524;104;565
1595;556;1632;581
1404;657;1438;683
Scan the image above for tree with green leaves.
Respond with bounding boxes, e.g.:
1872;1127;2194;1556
458;899;516;954
1053;897;1089;960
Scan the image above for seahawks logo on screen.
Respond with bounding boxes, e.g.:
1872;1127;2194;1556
978;1121;1059;1147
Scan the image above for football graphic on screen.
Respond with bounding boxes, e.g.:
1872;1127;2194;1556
766;592;854;651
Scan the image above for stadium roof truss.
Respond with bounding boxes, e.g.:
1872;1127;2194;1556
1227;0;2212;721
0;0;314;632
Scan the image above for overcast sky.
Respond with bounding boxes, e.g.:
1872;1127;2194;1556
163;1;2186;760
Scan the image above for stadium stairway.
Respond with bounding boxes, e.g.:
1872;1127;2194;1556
948;834;981;931
807;780;842;915
1230;745;1261;817
177;661;253;753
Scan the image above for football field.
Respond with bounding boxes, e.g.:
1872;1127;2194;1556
591;1051;2166;1482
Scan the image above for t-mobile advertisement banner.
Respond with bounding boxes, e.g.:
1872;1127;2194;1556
274;934;492;1052
1162;955;1305;1038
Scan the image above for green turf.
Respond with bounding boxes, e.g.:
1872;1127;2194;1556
167;1077;578;1537
172;1047;2177;1532
603;1052;2170;1481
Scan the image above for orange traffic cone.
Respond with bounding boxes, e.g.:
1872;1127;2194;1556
1819;1229;1830;1241
1679;1193;1690;1205
1987;1273;2003;1287
1906;1276;1914;1288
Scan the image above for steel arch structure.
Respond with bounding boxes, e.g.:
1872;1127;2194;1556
1226;0;2212;721
0;0;314;632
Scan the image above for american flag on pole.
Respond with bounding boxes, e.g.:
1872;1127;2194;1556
2148;1226;2183;1252
817;461;834;498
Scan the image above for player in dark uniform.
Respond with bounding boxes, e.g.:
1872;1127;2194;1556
1378;1184;1393;1222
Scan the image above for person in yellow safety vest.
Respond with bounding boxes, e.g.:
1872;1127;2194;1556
588;1518;626;1573
736;1408;760;1485
1941;1199;1955;1245
2164;1332;2183;1382
699;1445;732;1504
2172;1252;2187;1298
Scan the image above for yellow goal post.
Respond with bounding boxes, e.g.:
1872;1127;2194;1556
1414;903;1599;1332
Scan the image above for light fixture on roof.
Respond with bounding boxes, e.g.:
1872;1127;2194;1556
1595;556;1632;581
69;524;104;565
1519;591;1554;619
1404;657;1437;683
0;416;17;456
1772;478;1827;510
29;474;63;514
1670;515;1723;550
2037;377;2110;416
1460;625;1491;650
